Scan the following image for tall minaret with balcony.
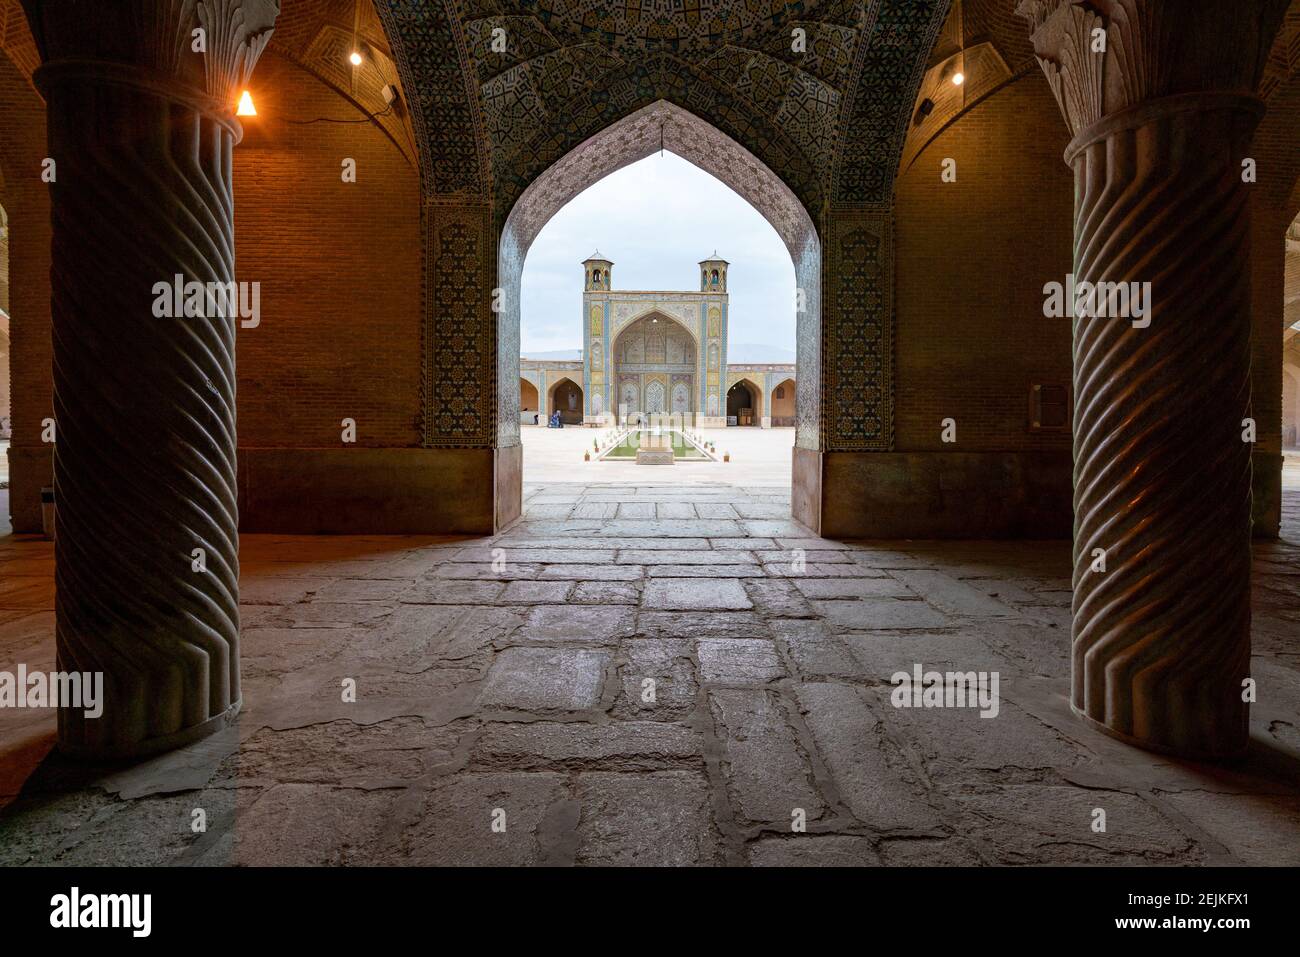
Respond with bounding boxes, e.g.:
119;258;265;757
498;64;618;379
699;252;729;426
582;252;613;423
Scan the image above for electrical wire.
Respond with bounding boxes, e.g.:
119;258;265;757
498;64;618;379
281;104;395;126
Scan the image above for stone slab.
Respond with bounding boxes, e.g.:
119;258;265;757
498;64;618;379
478;648;611;712
642;578;753;610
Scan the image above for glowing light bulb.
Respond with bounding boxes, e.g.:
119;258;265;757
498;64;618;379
952;71;965;86
349;50;363;66
236;90;256;116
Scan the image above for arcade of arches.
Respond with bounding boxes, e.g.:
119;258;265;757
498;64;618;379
1;0;1300;867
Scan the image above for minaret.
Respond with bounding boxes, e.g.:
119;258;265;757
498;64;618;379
583;251;613;291
699;251;728;292
698;252;730;427
581;252;613;424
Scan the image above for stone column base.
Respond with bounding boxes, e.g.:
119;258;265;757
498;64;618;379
239;447;504;534
1252;449;1282;539
5;443;52;534
794;447;1072;539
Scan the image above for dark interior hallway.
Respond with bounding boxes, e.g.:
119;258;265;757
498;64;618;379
1;0;1299;888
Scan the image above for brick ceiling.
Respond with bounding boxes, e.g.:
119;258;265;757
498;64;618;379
2;0;1299;226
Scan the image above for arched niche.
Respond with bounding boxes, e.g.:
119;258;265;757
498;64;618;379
726;378;763;426
547;376;584;425
771;377;797;427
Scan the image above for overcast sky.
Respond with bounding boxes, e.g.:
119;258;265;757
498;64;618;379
520;151;796;360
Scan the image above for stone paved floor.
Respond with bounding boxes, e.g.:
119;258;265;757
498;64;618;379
1;480;1298;866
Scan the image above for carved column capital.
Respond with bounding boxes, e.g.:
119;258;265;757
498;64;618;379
1018;0;1286;141
21;0;277;118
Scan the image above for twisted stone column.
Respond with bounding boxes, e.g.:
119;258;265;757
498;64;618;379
21;0;278;758
1021;0;1287;758
1069;97;1257;758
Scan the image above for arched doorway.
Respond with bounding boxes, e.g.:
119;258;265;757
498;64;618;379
519;377;540;425
770;377;796;428
370;2;948;536
498;100;821;521
611;311;696;425
726;379;761;426
548;377;583;425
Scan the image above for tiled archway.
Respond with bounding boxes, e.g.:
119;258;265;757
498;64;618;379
498;100;822;520
370;1;952;534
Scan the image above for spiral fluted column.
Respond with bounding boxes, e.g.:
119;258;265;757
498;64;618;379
1021;0;1288;758
21;0;278;758
1069;99;1258;758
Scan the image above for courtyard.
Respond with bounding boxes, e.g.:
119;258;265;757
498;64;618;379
520;422;795;486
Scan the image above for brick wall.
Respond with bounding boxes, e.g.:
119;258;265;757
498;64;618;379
894;74;1074;453
1;220;10;432
1287;243;1300;449
0;49;51;529
233;51;422;450
3;47;423;527
0;210;9;312
1251;206;1288;460
1285;336;1300;448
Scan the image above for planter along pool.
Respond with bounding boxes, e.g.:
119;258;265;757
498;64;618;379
598;429;714;463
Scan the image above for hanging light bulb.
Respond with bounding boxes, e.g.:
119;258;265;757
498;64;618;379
348;0;365;69
236;90;257;116
952;71;965;86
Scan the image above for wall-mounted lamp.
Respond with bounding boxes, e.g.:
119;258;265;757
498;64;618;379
236;90;257;116
382;83;403;115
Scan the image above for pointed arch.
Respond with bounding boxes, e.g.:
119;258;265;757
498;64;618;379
771;376;797;428
519;376;539;415
366;1;957;533
547;376;583;425
497;98;821;513
726;377;764;426
611;309;699;354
